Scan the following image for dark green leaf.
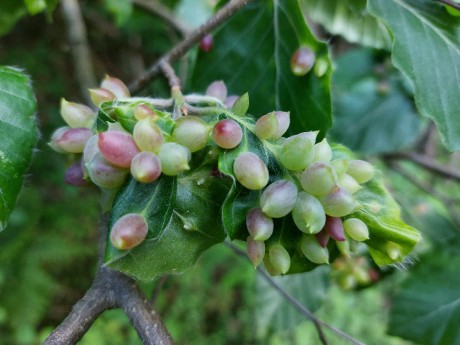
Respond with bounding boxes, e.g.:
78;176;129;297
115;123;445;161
190;0;332;138
105;164;233;281
368;0;460;151
330;48;423;154
104;0;133;26
0;66;38;231
302;0;392;49
388;251;460;344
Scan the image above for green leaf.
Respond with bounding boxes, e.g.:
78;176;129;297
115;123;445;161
24;0;47;15
105;0;133;26
105;164;233;281
388;251;460;344
0;2;27;36
231;93;249;117
0;66;38;231
330;48;423;154
256;266;329;337
190;0;332;138
368;0;460;151
302;0;392;50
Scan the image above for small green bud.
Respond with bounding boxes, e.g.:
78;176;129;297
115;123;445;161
260;179;298;218
300;235;329;264
343;218;369;242
338;174;362;194
50;126;93;153
336;239;351;257
110;213;148;250
291;192;326;234
233;152;269;190
101;75;130;99
133;118;164;154
98;131;140;168
246;208;274;241
264;256;282;276
158;143;191;176
346;160;375;184
246;236;265;268
313;138;332;162
300;162;337;196
255;112;279;140
89;88;116;106
279;133;315;171
206;80;227;102
173;116;210;152
60;98;96;128
269;245;291;274
130;152;162;183
386;241;400;260
319;187;356;217
291;47;316;76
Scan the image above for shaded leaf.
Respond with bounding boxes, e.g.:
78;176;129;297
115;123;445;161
0;66;38;231
389;251;460;345
302;0;392;49
330;48;423;154
190;0;332;138
105;164;233;281
368;0;460;151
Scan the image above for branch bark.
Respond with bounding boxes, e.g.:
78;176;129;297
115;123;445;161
61;0;97;104
128;0;254;94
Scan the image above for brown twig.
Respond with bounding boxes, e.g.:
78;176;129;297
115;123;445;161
132;0;191;35
128;0;254;94
225;242;365;345
44;217;175;345
437;0;460;11
385;152;460;182
60;0;97;104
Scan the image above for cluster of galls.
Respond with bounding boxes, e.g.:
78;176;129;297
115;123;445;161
50;76;377;274
244;119;375;275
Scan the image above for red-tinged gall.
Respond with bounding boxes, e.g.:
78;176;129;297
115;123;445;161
199;34;213;52
133;118;163;154
101;75;130;99
246;236;265;268
110;213;148;250
130;152;162;183
213;119;243;149
98;130;140;168
260;180;298;218
246;208;273;241
291;47;316;76
50;126;93;153
89;88;116;106
206;81;227;102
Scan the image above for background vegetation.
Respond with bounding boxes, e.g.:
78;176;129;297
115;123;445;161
1;0;460;344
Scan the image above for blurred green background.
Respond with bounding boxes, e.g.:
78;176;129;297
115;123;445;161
1;1;459;344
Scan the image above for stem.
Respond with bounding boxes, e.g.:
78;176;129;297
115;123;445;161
385;152;460;181
159;61;186;118
44;217;175;345
225;242;365;345
132;0;191;35
437;0;460;10
61;0;97;104
128;0;254;94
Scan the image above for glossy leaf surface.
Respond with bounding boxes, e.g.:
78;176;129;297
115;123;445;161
0;66;37;231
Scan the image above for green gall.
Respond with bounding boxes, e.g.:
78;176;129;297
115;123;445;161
260;179;298;218
60;98;96;129
291;192;326;234
246;208;274;241
343;218;369;242
300;235;329;264
173;116;210;152
313;138;332;163
279;133;315;171
233;152;269;190
300;162;337;196
158;142;191;176
346;160;375;184
320;187;356;217
269;245;291;274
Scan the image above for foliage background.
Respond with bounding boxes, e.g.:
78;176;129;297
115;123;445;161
1;0;460;344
